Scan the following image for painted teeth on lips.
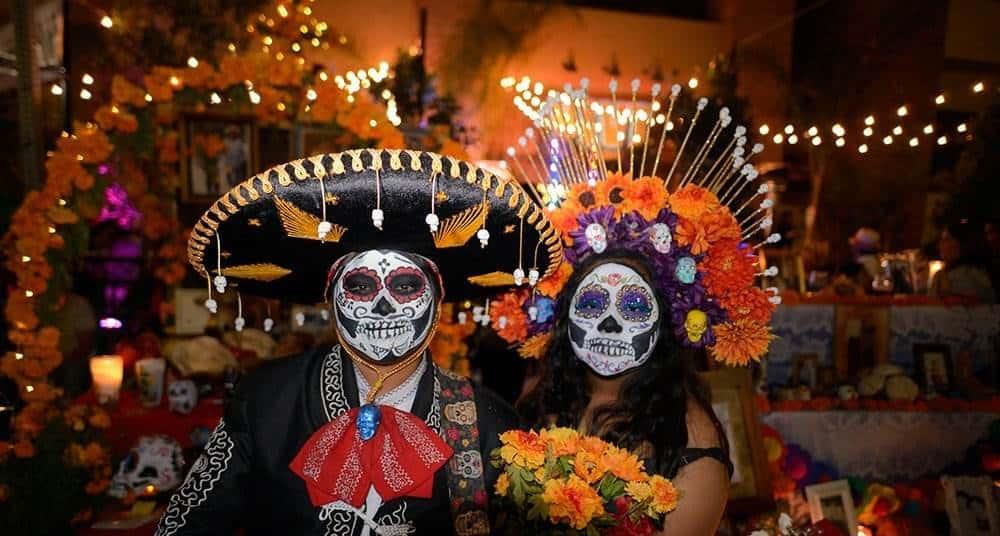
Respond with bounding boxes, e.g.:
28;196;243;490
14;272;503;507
585;338;634;357
359;321;412;339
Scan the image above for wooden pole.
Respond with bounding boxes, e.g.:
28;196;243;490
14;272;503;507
12;0;43;189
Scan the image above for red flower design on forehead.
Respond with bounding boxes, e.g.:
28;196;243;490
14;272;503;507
386;266;427;304
342;267;381;302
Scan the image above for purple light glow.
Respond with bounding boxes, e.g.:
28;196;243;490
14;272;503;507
98;183;142;230
99;317;123;329
97;164;111;176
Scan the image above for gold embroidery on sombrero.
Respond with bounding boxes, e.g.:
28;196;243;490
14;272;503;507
273;196;347;242
216;263;292;282
432;200;488;249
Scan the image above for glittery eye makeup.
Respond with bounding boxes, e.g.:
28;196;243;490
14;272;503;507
574;285;610;319
616;284;654;322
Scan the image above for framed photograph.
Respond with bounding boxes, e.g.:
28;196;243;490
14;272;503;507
296;124;347;158
258;125;294;171
834;305;889;380
805;480;857;536
914;344;952;396
942;475;999;535
790;353;819;389
181;114;257;202
700;368;771;503
173;288;211;335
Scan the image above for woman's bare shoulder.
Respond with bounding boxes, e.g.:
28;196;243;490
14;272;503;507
685;399;722;449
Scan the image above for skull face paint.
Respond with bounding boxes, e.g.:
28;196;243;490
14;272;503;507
333;250;437;363
569;262;660;376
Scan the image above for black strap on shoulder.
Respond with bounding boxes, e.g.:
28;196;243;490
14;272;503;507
435;366;490;536
675;447;734;477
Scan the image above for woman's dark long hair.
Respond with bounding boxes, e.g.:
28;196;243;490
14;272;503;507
518;251;727;477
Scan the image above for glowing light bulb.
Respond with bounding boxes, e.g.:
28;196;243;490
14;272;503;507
80;88;92;100
858;144;869;154
863;127;873;137
209;92;222;104
973;81;985;93
759;124;770;135
864;115;875;126
832;124;845;137
169;76;180;86
935;94;945;105
187;57;199;68
835;137;845;147
957;123;967;133
937;135;947;145
772;133;784;144
896;105;908;117
923;124;934;134
807;126;818;137
100;16;113;29
784;124;794;134
50;84;63;95
306;88;317;101
811;136;822;146
788;134;798;144
909;137;919;147
883;135;893;145
892;125;903;135
82;73;94;85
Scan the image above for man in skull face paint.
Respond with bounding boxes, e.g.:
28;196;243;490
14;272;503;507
161;149;562;536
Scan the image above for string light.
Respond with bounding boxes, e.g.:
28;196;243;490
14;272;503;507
772;133;783;144
957;123;968;133
923;124;934;134
811;136;822;146
169;75;180;87
937;135;947;145
806;126;818;137
210;92;222;104
50;84;63;95
788;134;799;144
892;125;903;135
687;77;698;89
25;385;34;393
248;90;261;104
863;126;873;137
832;124;845;137
864;115;875;126
144;93;153;103
835;137;845;147
100;15;113;29
759;124;770;135
276;4;289;17
972;81;985;93
80;88;92;100
858;144;869;154
935;94;945;105
882;135;893;145
896;105;908;117
909;137;919;147
24;290;34;297
306;88;317;100
228;43;237;53
21;256;30;262
82;74;94;85
187;57;199;68
784;124;794;134
14;352;23;360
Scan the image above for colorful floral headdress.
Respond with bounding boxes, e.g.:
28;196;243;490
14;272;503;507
490;79;781;366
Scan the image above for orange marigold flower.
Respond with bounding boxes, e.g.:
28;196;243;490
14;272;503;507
624;176;669;220
491;292;529;342
674;218;711;255
719;286;774;324
541;427;580;457
701;210;741;244
111;76;147;107
549;206;582;235
542;475;605;530
601;446;646;481
711;319;773;366
498;430;547;469
495;473;510;497
669;184;721;221
700;240;756;295
625;480;652;502
537;261;573;298
573;449;608;483
567;182;602;210
578;436;610;457
517;334;550;360
595;173;632;213
648;475;679;514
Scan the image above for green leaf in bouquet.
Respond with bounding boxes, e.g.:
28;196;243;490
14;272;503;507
526;493;549;521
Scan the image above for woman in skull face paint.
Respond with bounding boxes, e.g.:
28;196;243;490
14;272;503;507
519;252;732;535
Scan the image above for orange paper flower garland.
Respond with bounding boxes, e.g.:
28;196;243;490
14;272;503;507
492;427;678;533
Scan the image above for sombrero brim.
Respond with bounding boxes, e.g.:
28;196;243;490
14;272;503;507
187;149;562;303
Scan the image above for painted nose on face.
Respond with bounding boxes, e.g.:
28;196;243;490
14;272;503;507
373;297;396;316
597;315;622;334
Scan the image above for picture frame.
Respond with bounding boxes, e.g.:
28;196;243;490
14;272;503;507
181;113;258;203
913;343;953;396
942;475;999;535
790;353;819;389
805;480;857;536
700;368;771;504
172;288;211;335
834;305;889;380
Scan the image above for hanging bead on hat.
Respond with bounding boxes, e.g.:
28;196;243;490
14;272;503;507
426;172;440;233
214;232;227;294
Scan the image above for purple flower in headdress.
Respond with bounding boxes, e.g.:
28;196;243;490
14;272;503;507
669;291;727;349
524;295;556;335
566;206;617;263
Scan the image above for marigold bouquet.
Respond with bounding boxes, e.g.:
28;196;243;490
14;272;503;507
491;427;678;535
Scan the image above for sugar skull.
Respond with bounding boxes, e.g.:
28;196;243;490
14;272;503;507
168;379;198;415
331;250;440;363
684;309;708;343
568;262;659;376
584;223;608;254
675;256;697;284
648;223;673;254
109;435;185;498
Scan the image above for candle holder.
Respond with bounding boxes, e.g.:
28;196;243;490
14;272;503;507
90;355;124;404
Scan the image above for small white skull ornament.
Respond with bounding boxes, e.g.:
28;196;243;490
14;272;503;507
648;223;673;254
584;223;608;254
168;379;198;415
109;435;185;498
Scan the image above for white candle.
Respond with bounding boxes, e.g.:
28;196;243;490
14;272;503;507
90;355;124;404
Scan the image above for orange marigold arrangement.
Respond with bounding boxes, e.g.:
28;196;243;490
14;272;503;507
492;427;678;534
490;176;776;367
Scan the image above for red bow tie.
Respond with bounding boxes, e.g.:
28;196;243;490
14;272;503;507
290;405;453;508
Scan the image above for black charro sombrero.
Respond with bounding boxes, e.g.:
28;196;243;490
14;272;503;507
187;149;563;304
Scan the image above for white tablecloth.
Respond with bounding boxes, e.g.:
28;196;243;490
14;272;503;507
762;411;996;480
